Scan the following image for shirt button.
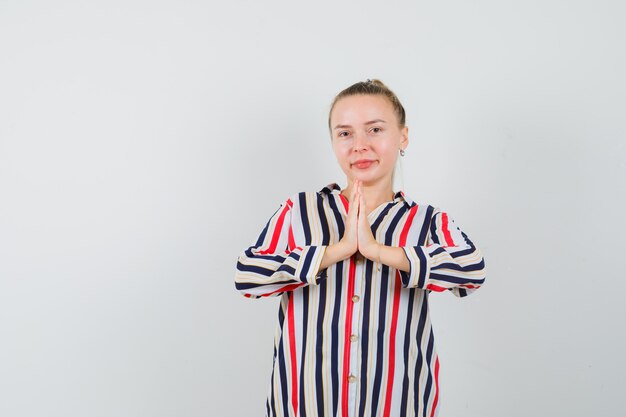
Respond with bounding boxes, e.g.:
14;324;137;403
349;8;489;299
350;334;358;342
348;375;357;383
352;295;360;303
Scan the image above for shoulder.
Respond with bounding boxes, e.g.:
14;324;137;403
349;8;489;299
276;190;320;210
401;191;439;215
280;183;341;210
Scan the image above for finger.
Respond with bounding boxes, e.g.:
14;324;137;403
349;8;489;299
359;193;366;224
349;185;359;224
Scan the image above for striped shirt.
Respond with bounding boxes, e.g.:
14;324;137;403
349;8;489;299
235;183;486;417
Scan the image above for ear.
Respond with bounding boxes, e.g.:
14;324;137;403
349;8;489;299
400;126;409;150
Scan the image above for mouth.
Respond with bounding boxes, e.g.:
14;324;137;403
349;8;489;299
351;159;376;170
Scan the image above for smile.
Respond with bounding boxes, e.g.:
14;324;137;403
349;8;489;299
352;160;376;169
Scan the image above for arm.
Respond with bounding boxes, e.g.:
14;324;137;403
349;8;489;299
234;197;328;299
399;210;486;297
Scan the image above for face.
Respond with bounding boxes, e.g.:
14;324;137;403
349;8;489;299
330;94;408;188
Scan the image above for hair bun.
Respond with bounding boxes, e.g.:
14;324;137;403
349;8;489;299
367;78;385;87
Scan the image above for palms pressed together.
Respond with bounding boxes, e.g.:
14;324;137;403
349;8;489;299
341;179;381;264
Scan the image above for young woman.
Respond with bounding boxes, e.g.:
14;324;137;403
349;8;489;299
235;79;487;417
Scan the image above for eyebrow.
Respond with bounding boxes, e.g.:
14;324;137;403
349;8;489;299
333;119;387;130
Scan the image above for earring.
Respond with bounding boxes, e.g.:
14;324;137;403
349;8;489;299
400;149;405;157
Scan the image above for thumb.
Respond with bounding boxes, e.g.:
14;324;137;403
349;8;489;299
358;192;366;224
351;182;359;216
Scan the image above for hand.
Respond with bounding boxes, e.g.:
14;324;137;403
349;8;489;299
355;181;381;263
336;179;359;259
317;179;383;272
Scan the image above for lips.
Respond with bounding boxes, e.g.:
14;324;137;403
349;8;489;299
352;159;376;169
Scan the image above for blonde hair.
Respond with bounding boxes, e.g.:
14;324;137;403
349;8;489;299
328;79;406;131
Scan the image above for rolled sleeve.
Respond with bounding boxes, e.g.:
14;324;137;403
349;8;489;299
399;246;431;289
296;245;328;284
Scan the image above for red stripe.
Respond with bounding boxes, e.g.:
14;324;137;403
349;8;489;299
398;205;418;246
426;284;446;292
382;205;417;416
288;293;298;415
441;212;455;246
259;199;293;255
429;357;440;417
341;256;356;417
288;223;296;252
257;283;303;298
382;271;402;417
339;193;349;213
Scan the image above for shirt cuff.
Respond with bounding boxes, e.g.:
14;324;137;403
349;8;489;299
296;245;328;284
400;246;430;289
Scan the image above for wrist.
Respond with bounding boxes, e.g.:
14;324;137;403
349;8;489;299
362;242;381;263
335;240;355;261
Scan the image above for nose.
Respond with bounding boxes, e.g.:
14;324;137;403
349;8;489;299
352;131;368;152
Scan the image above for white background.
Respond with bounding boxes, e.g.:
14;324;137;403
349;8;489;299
1;1;625;416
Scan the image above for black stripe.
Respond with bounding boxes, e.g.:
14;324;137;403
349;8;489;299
312;194;330;417
327;195;345;238
429;272;485;285
243;248;299;262
416;248;428;289
399;288;416;416
419;206;435;245
449;246;477;258
370;202;395;231
314;280;328;417
300;248;317;281
299;287;310;417
358;259;374;417
328;195;344;415
370;206;404;415
413;293;429;417
276;264;298;277
384;204;408;243
429;212;441;245
428;246;449;257
447;231;479;258
299;192;312;245
235;264;298;283
422;328;435;413
316;193;331;245
330;263;343;415
235;278;299;292
277;300;290;415
370;265;389;415
431;258;485;273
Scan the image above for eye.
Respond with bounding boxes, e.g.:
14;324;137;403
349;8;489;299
370;126;383;134
338;131;350;138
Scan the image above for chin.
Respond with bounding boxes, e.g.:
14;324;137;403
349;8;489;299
353;175;377;185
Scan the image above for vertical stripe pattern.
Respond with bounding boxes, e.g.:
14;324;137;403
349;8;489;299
235;183;487;417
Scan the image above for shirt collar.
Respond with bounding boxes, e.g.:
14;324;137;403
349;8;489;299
318;183;415;208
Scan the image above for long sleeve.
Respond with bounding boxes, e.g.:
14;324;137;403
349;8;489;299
400;209;486;297
234;197;328;299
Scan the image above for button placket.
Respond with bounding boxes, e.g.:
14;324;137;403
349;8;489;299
347;256;366;417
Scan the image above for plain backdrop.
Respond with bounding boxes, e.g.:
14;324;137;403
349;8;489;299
1;1;625;416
